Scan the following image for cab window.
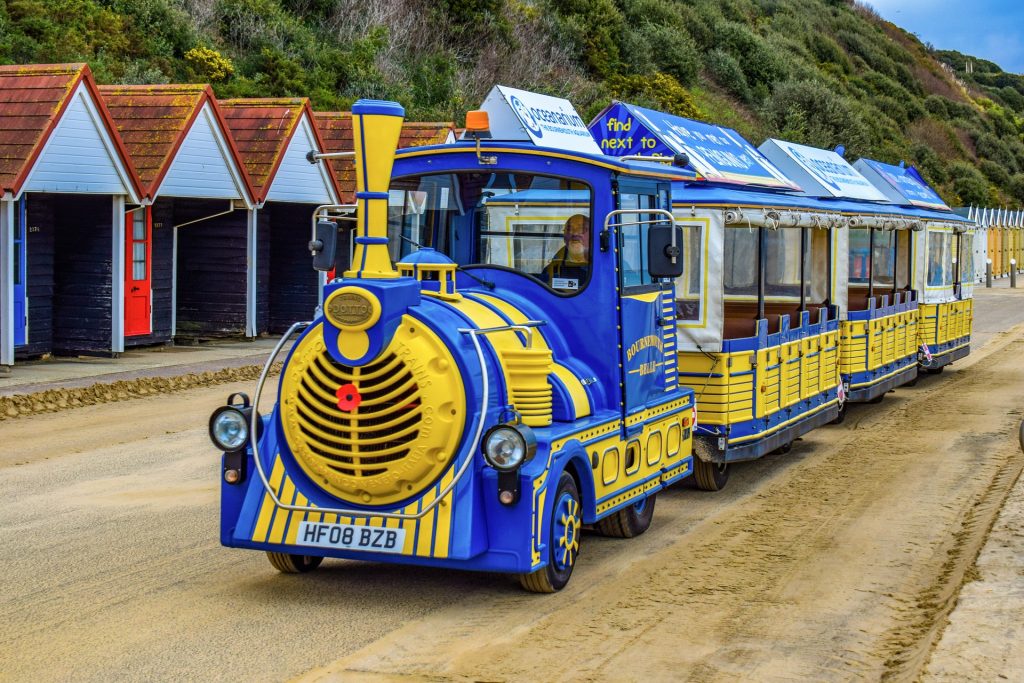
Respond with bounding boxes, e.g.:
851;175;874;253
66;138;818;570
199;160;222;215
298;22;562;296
388;172;592;294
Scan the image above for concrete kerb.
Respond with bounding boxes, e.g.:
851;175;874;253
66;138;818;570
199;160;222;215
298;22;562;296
0;338;289;420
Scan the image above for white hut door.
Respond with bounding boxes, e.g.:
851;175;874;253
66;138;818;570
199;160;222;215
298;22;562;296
125;207;152;336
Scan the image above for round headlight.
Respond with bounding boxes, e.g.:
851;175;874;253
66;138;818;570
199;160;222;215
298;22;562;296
210;407;249;452
483;426;527;471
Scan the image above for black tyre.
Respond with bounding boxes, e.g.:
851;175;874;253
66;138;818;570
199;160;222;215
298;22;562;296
925;366;944;375
831;402;847;425
266;551;323;574
867;393;885;404
595;493;656;538
693;457;729;491
519;472;581;593
773;441;794;455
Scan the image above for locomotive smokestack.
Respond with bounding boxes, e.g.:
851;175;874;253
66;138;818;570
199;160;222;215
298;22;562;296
347;99;405;279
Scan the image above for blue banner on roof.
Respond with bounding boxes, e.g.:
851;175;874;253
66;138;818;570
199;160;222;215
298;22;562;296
852;158;949;211
588;101;801;190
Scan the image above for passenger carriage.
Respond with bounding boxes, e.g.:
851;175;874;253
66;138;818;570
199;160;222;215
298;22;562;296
592;102;843;489
852;158;974;375
212;89;701;592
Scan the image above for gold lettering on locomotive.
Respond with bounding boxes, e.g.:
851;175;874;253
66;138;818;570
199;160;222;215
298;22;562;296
328;292;373;326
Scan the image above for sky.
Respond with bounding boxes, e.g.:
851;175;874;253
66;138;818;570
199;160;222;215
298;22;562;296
867;0;1024;74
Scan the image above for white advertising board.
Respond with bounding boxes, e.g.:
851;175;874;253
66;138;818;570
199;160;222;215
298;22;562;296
480;85;602;156
759;138;888;201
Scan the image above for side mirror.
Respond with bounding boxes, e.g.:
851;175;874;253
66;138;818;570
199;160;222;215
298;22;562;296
310;219;337;272
648;223;684;279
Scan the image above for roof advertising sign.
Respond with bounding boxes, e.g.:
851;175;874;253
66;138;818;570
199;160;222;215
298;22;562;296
853;158;949;210
589;101;801;190
758;138;888;201
480;85;602;156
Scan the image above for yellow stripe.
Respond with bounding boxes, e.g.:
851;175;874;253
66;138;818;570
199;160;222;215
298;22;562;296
269;477;296;544
432;469;456;558
286;493;309;545
252;456;286;542
728;399;838;444
624;291;661;303
551;363;592;418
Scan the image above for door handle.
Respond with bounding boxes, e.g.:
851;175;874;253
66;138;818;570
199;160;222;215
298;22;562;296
131;286;140;292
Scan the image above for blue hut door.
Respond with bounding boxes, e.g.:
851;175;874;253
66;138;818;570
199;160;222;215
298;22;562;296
125;207;152;336
616;178;675;417
13;198;27;346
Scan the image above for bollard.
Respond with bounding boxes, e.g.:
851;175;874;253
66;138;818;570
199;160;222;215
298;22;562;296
1013;259;1018;288
986;258;993;288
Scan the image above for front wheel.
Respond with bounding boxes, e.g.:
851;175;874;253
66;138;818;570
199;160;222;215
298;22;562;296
519;472;581;593
266;552;323;574
693;457;729;491
596;493;656;538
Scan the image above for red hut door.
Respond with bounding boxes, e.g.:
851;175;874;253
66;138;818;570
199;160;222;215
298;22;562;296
125;207;152;336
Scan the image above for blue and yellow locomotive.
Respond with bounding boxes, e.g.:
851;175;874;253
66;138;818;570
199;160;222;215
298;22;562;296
210;97;699;591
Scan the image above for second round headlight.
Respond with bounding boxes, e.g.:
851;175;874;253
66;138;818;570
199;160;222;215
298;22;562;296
483;426;527;471
210;407;249;452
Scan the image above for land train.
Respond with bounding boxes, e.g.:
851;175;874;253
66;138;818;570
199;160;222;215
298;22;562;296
209;97;973;591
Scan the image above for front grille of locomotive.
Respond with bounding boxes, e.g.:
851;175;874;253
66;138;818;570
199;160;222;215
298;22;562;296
278;321;466;507
294;351;420;479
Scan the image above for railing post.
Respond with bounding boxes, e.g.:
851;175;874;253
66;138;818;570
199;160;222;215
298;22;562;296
986;258;993;288
1012;259;1018;288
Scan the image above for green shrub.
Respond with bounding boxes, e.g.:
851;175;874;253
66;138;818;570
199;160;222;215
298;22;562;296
607;71;700;119
979;159;1011;188
705;48;752;102
763;78;870;154
1008;173;1024;203
185;47;234;82
948;161;991;205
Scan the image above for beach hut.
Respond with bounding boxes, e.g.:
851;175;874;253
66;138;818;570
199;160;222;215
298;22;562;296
0;63;141;370
98;84;255;345
219;98;340;334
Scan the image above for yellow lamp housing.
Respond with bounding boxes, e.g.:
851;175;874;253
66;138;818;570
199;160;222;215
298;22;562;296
347;99;406;280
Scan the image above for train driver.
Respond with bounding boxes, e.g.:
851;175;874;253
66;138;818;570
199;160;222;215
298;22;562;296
542;213;590;291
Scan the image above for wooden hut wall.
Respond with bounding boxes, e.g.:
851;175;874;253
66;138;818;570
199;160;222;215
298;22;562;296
174;199;261;340
53;194;113;356
267;202;319;333
17;194;55;358
123;200;174;348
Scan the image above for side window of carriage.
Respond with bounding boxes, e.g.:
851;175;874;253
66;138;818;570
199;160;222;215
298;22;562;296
616;179;670;291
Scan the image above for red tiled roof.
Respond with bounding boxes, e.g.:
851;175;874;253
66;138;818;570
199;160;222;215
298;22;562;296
219;97;335;204
99;84;252;202
313;112;455;202
0;63;140;197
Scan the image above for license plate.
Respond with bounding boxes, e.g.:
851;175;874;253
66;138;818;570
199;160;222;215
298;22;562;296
296;521;406;554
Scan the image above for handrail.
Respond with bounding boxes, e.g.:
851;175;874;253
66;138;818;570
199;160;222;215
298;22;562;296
601;208;678;263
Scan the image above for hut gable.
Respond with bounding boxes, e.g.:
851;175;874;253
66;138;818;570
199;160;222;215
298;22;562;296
313;112;455;202
219;98;337;205
0;63;139;200
99;85;251;203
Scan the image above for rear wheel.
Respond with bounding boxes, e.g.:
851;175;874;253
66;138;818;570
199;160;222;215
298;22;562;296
773;441;794;455
693;457;729;491
831;402;847;425
266;552;323;574
519;472;581;593
596;493;656;538
925;366;944;375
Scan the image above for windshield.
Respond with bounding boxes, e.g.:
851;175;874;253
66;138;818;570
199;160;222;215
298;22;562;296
388;172;592;293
